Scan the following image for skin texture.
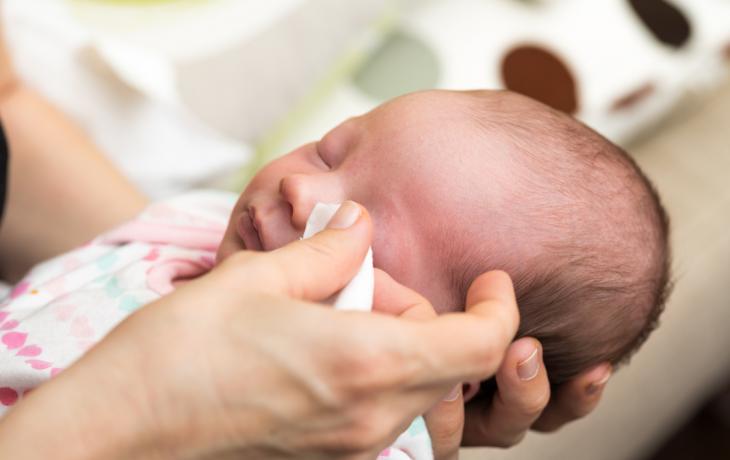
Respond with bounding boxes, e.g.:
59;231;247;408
0;207;522;459
218;91;535;311
218;90;613;454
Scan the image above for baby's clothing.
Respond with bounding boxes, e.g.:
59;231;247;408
0;191;432;459
0;191;231;411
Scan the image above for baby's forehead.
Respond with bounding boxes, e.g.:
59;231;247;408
367;91;544;154
371;91;481;127
354;92;531;202
362;96;487;154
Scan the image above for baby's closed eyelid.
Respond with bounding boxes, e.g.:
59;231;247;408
313;142;332;169
319;118;360;165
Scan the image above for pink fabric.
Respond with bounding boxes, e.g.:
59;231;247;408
101;221;225;251
0;191;235;416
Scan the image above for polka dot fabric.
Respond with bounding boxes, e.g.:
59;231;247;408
342;0;730;144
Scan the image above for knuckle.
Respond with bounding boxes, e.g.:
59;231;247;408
532;421;563;433
430;417;464;446
300;237;337;259
472;336;502;374
339;411;390;453
516;389;551;418
333;330;411;400
328;358;378;403
570;404;593;420
563;396;595;420
467;322;515;374
494;431;526;449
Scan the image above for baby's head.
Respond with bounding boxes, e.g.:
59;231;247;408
218;90;671;384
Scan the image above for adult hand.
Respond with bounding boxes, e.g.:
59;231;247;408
377;272;611;456
460;341;611;448
373;269;523;460
374;264;612;457
0;202;519;460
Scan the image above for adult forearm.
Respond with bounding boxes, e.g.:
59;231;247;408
0;360;157;459
0;22;147;281
0;83;148;281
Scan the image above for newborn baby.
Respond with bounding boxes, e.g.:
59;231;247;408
218;89;671;386
0;90;670;457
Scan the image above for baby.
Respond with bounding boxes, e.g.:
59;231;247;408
0;90;670;454
217;89;671;386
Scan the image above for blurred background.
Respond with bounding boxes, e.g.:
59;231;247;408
3;0;729;458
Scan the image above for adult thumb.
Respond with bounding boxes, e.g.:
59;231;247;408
240;201;373;302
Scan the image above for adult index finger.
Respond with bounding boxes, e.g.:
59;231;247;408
407;271;521;386
372;269;437;320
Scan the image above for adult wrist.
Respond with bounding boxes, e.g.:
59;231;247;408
0;75;18;107
0;54;19;108
0;34;19;107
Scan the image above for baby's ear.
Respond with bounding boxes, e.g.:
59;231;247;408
372;268;437;320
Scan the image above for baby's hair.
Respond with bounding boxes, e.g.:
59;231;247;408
464;91;672;384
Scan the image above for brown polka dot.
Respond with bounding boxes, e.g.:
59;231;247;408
724;43;730;61
501;45;578;114
611;82;656;111
628;0;691;49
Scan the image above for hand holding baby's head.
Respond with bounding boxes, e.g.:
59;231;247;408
218;89;671;385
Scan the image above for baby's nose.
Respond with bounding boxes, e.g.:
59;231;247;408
279;174;324;230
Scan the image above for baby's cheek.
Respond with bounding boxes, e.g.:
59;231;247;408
370;232;416;293
367;204;458;311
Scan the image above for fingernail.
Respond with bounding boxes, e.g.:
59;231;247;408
586;370;612;396
327;201;361;229
443;385;461;402
517;347;540;381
